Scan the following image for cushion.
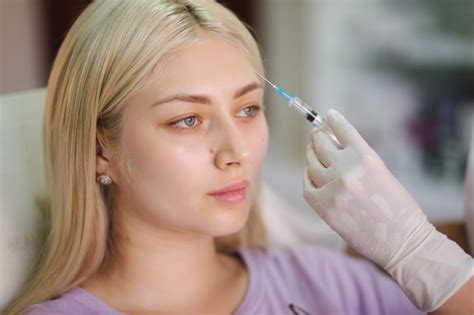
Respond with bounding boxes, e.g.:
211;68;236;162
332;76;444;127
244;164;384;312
0;89;47;310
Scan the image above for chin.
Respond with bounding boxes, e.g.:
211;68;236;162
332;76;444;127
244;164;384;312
207;204;251;237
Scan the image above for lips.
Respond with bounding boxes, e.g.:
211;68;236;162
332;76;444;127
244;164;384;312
208;180;249;195
208;180;249;204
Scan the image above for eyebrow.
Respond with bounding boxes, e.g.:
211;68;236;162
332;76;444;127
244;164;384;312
151;82;262;107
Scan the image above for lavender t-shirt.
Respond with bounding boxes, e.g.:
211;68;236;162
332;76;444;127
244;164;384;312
22;245;424;315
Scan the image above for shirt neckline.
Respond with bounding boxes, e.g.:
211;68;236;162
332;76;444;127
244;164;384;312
70;248;265;314
67;287;126;314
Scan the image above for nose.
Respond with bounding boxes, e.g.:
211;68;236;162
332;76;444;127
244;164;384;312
212;121;250;170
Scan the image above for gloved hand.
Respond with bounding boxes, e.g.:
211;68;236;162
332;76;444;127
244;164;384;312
303;109;474;312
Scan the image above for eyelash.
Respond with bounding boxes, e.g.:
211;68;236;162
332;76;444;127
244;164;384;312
168;104;262;130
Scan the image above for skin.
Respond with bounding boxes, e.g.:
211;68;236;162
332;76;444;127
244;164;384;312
81;35;269;315
430;278;474;315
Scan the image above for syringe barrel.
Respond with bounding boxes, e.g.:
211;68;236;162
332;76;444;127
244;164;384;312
288;97;327;130
310;114;328;130
288;97;342;148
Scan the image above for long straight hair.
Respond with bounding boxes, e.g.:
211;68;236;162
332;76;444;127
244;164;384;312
4;1;267;313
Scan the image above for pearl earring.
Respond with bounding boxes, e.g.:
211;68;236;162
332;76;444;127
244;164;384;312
97;174;112;185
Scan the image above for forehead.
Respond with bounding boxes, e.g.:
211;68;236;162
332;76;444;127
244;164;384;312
149;36;257;93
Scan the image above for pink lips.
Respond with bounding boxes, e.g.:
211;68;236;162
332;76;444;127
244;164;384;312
208;180;249;204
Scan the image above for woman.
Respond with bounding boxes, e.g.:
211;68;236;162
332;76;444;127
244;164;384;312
5;1;472;314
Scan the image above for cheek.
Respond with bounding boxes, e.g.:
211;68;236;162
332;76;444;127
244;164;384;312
119;121;205;193
243;120;268;206
122;135;211;224
128;139;208;191
247;118;269;167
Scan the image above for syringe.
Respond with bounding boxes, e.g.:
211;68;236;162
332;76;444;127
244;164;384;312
256;72;341;147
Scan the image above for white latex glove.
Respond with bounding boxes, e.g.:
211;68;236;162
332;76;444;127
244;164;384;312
303;109;474;312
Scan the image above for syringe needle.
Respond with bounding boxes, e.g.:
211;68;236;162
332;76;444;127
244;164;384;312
255;71;278;89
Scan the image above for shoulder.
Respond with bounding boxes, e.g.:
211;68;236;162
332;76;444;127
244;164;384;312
21;300;63;315
257;244;396;291
240;244;424;314
242;243;377;280
21;287;122;315
243;244;382;284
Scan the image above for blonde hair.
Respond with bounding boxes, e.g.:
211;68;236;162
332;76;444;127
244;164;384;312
4;1;267;313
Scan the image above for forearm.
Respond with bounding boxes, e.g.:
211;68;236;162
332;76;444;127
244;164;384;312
428;277;474;315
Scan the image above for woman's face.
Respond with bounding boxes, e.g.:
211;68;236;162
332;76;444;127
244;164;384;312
105;36;268;237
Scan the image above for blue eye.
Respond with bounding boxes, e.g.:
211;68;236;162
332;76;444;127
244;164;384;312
172;115;199;129
237;105;261;118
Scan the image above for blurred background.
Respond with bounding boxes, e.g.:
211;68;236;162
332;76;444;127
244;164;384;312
1;0;473;241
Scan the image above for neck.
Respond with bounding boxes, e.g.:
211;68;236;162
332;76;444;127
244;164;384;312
81;214;246;313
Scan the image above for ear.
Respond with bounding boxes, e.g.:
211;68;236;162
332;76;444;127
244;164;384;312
96;136;109;175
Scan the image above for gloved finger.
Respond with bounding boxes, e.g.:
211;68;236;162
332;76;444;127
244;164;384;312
303;169;331;219
325;109;371;154
311;130;339;168
306;144;336;187
303;166;319;197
